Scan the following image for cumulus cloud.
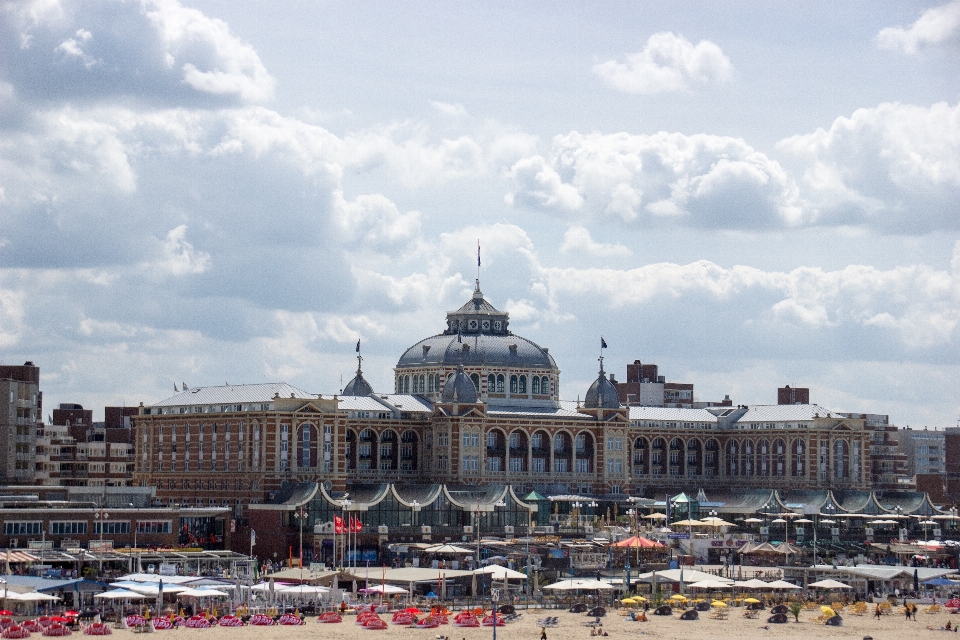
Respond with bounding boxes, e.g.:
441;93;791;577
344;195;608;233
777;101;960;232
1;0;274;106
144;0;275;102
333;191;423;248
876;0;960;53
543;252;960;350
506;131;804;228
154;225;210;275
593;32;732;94
559;226;632;258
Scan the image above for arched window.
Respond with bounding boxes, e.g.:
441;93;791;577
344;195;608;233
518;375;527;394
396;376;402;393
487;374;495;391
496;374;504;393
403;375;410;394
411;376;419;393
834;439;849;479
470;373;480;390
510;375;518;393
532;376;540;395
434;374;441;391
419;375;425;392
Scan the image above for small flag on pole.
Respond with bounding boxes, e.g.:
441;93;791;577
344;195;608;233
477;241;481;267
600;337;608;349
355;339;360;353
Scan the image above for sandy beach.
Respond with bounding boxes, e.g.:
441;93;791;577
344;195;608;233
95;605;959;640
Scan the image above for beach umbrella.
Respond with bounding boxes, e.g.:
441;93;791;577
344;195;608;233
472;566;528;580
688;580;732;589
743;518;763;524
620;598;637;605
711;601;727;608
669;594;687;601
700;516;736;528
809;579;851;590
820;606;835;617
744;597;761;604
765;580;801;590
671;519;705;527
734;579;768;589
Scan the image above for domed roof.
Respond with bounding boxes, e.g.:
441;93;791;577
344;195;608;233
397;333;556;370
397;281;556;371
584;366;620;409
441;365;478;403
342;371;374;396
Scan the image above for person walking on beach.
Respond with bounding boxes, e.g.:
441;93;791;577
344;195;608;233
541;627;547;640
874;604;882;619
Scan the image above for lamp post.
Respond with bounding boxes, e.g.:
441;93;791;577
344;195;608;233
894;505;904;543
94;500;109;576
571;502;582;536
294;506;308;572
708;509;719;537
341;498;353;570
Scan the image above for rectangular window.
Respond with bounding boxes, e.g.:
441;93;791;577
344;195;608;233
94;521;130;535
532;457;545;473
509;457;524;472
471;433;480;447
4;522;41;535
136;521;172;534
576;458;590;473
463;433;471;447
531;433;543;449
554;458;568;473
486;457;501;472
51;521;88;535
438;455;448;471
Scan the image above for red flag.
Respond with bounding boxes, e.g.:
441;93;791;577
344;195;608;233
351;515;362;533
334;515;345;534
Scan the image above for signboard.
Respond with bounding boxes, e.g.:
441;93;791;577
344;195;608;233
88;540;113;551
668;533;690;539
28;540;53;550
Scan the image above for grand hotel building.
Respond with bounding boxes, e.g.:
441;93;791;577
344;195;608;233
132;282;874;515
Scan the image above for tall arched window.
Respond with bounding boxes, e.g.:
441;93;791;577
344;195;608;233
510;375;518;393
470;373;480;390
496;374;505;393
487;374;495;391
403;375;410;394
532;376;541;395
518;375;527;394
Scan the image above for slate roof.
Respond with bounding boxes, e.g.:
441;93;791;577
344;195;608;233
737;404;844;422
151;383;312;407
628;407;720;422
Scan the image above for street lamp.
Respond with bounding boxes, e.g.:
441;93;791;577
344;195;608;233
293;506;308;571
572;502;583;535
341;498;353;570
708;509;719;537
894;505;904;542
94;500;109;576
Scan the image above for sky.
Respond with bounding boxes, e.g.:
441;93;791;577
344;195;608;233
1;1;960;427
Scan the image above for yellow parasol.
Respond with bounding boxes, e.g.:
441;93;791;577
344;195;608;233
669;594;688;601
711;601;728;608
620;597;638;605
820;605;835;617
744;597;761;604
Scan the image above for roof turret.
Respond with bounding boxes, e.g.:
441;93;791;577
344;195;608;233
440;364;479;404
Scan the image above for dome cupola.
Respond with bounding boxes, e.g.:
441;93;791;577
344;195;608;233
584;360;620;409
440;364;478;404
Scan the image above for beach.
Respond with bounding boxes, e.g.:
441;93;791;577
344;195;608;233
96;605;958;640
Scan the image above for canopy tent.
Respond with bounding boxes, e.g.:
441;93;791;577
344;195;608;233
5;592;60;602
671;519;706;527
921;577;960;586
633;569;733;585
423;544;472;554
175;588;230;598
643;513;667;520
543;579;614;591
362;584;409;595
611;536;664;548
472;566;528;580
277;584;330;596
93;590;148;601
